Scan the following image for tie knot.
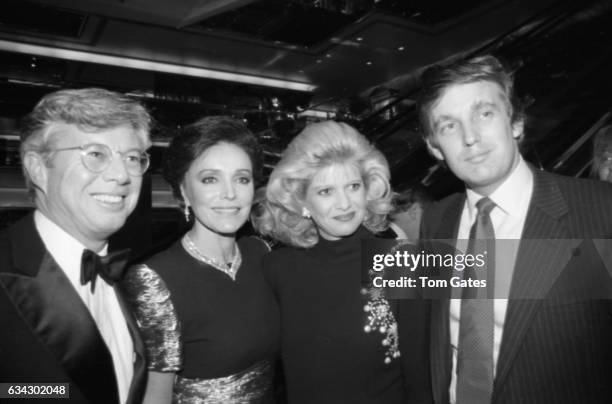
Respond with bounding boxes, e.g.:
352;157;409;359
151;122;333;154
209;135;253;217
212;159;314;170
475;197;496;217
80;248;131;292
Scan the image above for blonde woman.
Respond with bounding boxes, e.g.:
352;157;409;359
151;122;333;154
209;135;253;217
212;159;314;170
253;121;405;404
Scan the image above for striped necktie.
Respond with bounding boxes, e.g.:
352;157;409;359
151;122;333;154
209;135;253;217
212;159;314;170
456;197;496;403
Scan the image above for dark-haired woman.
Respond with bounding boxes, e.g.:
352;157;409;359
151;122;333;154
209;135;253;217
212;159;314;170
122;116;279;403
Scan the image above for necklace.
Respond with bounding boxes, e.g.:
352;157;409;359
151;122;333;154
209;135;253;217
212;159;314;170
182;234;242;281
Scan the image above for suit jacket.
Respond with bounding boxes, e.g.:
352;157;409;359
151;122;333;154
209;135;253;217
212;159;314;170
406;168;612;404
0;213;146;404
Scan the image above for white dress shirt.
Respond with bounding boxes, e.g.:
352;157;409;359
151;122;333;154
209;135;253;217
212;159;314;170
34;210;134;404
449;158;534;403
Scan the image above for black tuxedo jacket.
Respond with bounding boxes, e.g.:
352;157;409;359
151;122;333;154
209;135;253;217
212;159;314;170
0;214;146;404
400;168;612;404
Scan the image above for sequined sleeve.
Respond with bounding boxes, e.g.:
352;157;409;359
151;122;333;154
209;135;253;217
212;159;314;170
122;264;182;372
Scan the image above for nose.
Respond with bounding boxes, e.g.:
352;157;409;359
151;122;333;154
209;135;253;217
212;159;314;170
336;190;351;210
102;154;130;184
221;180;236;200
462;122;481;146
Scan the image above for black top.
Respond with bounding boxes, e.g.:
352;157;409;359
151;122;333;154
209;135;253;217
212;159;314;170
145;236;280;379
263;227;405;404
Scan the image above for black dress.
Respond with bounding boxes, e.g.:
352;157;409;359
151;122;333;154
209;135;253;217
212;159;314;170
263;226;405;404
123;236;280;403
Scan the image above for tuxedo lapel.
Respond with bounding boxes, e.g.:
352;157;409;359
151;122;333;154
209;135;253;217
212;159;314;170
493;170;578;398
426;194;464;404
1;214;119;404
114;285;146;404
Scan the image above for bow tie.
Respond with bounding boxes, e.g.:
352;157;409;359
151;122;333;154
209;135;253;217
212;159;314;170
80;249;131;292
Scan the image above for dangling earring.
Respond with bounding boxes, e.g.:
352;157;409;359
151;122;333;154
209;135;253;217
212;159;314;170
183;204;191;222
301;207;311;219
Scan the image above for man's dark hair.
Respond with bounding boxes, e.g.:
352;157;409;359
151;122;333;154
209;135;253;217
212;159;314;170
417;55;524;137
393;186;433;213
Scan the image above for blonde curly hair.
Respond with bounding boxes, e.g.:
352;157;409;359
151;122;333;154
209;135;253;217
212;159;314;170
252;121;393;248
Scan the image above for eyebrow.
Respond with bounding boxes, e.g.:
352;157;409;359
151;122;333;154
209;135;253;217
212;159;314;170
196;168;252;175
432;100;500;129
311;178;362;189
76;143;145;153
431;115;454;132
123;147;147;154
472;100;498;111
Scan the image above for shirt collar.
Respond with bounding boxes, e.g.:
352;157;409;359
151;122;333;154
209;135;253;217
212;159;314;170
34;210;108;283
465;157;533;219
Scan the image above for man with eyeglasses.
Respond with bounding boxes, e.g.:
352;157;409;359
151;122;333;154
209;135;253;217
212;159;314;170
0;88;151;403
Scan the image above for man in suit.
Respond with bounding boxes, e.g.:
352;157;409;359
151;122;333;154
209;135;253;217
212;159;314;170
405;55;612;403
0;88;151;403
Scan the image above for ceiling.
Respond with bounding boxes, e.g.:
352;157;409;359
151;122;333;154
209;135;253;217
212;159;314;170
0;0;560;116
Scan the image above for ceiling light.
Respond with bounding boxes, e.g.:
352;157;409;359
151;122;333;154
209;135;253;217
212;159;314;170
356;37;363;41
366;61;372;66
398;46;405;51
7;78;60;88
0;39;316;92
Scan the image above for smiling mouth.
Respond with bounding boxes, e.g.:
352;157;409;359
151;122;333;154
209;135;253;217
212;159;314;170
92;194;125;204
334;212;356;221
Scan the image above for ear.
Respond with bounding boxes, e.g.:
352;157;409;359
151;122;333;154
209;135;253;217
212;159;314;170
425;136;445;161
23;151;49;194
512;119;524;139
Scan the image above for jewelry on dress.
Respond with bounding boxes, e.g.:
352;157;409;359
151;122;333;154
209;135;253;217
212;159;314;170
182;234;242;281
361;287;401;364
362;240;404;364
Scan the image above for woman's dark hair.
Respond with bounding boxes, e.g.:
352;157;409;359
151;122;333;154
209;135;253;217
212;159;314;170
163;116;263;203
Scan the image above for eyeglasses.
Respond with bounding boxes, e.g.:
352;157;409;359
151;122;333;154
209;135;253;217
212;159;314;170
49;143;150;176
